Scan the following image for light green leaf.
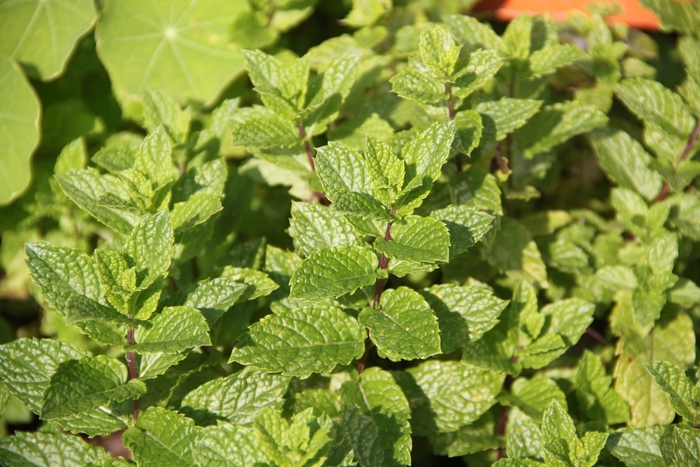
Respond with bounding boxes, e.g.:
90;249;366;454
645;360;698;422
359;286;441;361
444;14;503;51
231;106;300;149
640;0;699;35
341;367;412;467
41;356;147;420
219;267;278;301
181;369;290;425
289;202;361;257
132;306;210;354
0;339;89;414
506;417;543;460
289;246;378;301
528;44;586;77
501;14;531;59
452;109;482;156
171;194;222;234
591;128;664;201
0;0;96;80
420;25;460;80
144;90;192;144
334;191;391;221
668;193;700;241
0;431;110;467
342;0;391;27
123;407;201;467
517;101;607;158
610;188;652;237
420;283;507;353
453;49;502;98
174;278;248;325
96;0;247;105
56;405;130;438
429;411;499;457
375;215;450;264
606;426;665;467
243;49;307;118
477;98;542;143
64;295;131;326
504;376;567;422
394;360;503;436
0;57;40;205
124;211;173;288
542;401;607;467
659;425;700;467
669;278;700;308
431;205;493;257
316;142;372;202
390;69;446;104
575;350;630;425
458;166;503;215
229;305;365;377
364;137;405;206
194;424;264;467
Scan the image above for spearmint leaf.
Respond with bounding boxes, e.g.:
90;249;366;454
501;14;531;59
506;417;543;459
659;425;700;466
453;49;502;98
452;109;482;156
528;44;586;77
0;431;110;467
645;360;699;422
477;98;542;143
342;0;391;28
390;69;446;104
575;350;630;425
40;356;147;420
640;0;700;35
289;246;378;301
315;142;372;203
219;267;279;301
419;284;507;353
132;307;210;354
172;277;247;325
591;128;664;201
144;90;192;144
359;286;441;361
542;401;607;467
393;360;503;436
444;15;503;51
0;338;89;414
229;305;365;377
334;191;391;220
56;404;130;438
171;193;222;233
289;202;361;257
194;423;264;467
122;407;201;467
341;367;412;467
375;215;450;263
606;426;665;467
231;106;299;149
364;137;405;206
668;193;700;241
134;126;175;188
429;410;499;457
493;459;543;467
504;376;567;421
419;25;460;80
242;49;305;118
64;295;131;326
517;101;607;159
431;205;494;257
124;211;173;288
181;369;290;426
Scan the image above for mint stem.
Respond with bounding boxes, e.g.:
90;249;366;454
655;119;700;202
297;121;316;172
126;324;140;421
446;82;464;172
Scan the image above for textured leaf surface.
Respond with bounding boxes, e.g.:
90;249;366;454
123;211;173;288
176;277;248;325
193;424;264;467
359;286;441;361
477;98;542;142
364;137;405;206
646;360;698;422
431;205;494;256
390;69;445;104
315;142;373;203
0;431;110;467
606;426;665;467
0;57;40;205
229;305;365;377
420;25;460;80
528;44;586;77
453;49;502;97
289;246;378;301
288;202;361;257
133;307;210;354
394;360;503;436
575;350;630;425
123;407;201;467
659;425;700;467
231;110;300;149
341;367;412;467
375;215;450;264
444;14;503;51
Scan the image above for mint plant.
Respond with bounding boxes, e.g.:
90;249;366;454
1;0;700;466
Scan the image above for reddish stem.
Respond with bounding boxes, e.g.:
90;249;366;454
656;120;700;202
297;121;316;172
126;325;140;420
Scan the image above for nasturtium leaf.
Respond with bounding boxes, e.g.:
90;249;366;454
606;426;666;467
288;202;361;257
341;367;412;467
359;286;441;361
123;407;201;467
0;0;97;80
0;431;111;467
41;356;146;420
431;205;493;257
124;211;173;288
132;306;210;354
0;57;40;205
0;339;89;414
659;425;700;467
315;142;373;203
390;69;446;104
645;360;699;423
420;25;460;80
289;245;378;301
393;360;503;436
96;0;247;105
419;283;507;353
229;305;365;377
375;215;450;263
477;98;542;143
181;369;290;426
575;351;630;425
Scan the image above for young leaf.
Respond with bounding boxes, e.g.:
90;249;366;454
229;305;365;377
123;211;174;288
144;90;192;144
231;106;300;149
174;277;249;325
453;49;502;98
419;25;460;80
359;286;441;361
194;424;265;467
132;306;211;354
528;43;586;77
315;142;373;203
477;98;542;143
374;215;450;264
431;205;494;257
443;15;503;51
645;360;699;423
0;431;112;467
288;202;361;257
575;350;630;425
606;426;665;467
390;69;446;104
364;137;405;207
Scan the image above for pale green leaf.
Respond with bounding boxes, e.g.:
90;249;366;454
375;215;450;264
659;425;700;467
359;286;441;361
193;424;264;467
334;191;391;221
640;0;700;35
218;267;278;301
0;0;96;80
477;98;542;143
443;14;503;51
289;202;361;257
505;376;567;422
501;14;531;59
646;360;698;422
390;69;446;104
419;25;460;80
342;0;391;27
243;49;307;118
144;90;192;144
316;142;373;202
668;193;700;241
364;137;405;206
341;367;412;467
96;0;247;105
135;126;175;188
0;57;40;205
64;295;131;326
431;205;493;256
171;193;222;233
506;417;543;459
453;49;502;98
181;369;290;425
452;109;482;156
132;306;210;354
231;107;300;149
394;360;503;436
124;211;173;288
528;44;586;77
606;426;665;467
575;350;630;425
289;246;378;301
229;305;365;377
41;356;147;420
429;411;499;457
175;278;248;325
122;407;201;467
0;431;110;467
56;405;130;438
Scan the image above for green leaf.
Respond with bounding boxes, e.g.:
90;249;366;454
0;0;97;80
431;205;494;257
364;137;405;206
506;417;543;459
243;50;307;118
452;109;483;156
289;246;378;301
341;367;412;467
124;211;174;288
419;25;460;80
453;49;502;98
393;360;503;436
289;202;361;257
528;44;586;77
342;0;391;27
444;14;503;51
477;98;542;143
173;278;247;325
132;307;210;354
219;267;279;301
375;215;450;264
96;0;247;105
194;424;264;467
315;142;373;203
645;360;699;423
419;284;508;354
40;356;147;420
144;90;192;144
122;407;201;467
134;126;175;189
606;427;665;467
64;295;131;326
231;106;300;149
640;0;700;35
590;128;665;201
429;410;499;457
0;431;110;467
0;339;89;414
390;69;446;104
659;425;700;467
575;350;630;425
501;14;531;59
359;286;441;361
668;193;700;241
0;57;40;205
517;101;608;159
504;376;567;422
181;369;290;426
229;305;365;378
542;401;607;467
